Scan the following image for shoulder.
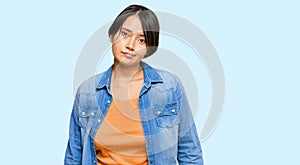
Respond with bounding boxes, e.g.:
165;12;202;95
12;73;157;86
152;67;182;88
77;72;104;94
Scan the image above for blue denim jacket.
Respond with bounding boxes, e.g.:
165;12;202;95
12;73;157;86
64;62;203;165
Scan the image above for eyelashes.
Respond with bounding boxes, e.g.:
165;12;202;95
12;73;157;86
120;30;146;44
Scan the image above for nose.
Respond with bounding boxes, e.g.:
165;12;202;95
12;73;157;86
126;37;135;51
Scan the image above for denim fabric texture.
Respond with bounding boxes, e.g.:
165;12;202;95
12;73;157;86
64;62;203;165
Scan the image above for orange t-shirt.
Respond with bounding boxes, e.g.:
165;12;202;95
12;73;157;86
94;98;148;165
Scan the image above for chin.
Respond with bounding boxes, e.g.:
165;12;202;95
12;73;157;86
114;59;141;68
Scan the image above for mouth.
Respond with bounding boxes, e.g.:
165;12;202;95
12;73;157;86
121;51;135;58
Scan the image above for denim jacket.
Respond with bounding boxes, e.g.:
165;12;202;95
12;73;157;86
64;62;203;165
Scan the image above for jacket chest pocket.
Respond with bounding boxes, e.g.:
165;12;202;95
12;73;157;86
153;103;180;128
78;107;98;129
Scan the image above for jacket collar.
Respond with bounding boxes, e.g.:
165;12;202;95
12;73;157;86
96;61;163;90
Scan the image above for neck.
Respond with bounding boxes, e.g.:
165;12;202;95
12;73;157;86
112;61;143;81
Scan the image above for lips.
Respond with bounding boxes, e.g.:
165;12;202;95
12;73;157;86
121;51;135;58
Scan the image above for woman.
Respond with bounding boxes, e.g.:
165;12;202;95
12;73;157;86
64;4;203;165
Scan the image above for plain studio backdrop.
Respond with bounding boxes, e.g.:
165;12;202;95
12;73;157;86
0;0;299;164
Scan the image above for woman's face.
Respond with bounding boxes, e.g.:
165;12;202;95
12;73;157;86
110;15;147;67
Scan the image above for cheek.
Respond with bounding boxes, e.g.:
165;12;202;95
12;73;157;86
112;40;123;51
136;51;147;59
136;46;147;55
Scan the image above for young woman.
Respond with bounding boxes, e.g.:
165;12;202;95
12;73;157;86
64;4;203;165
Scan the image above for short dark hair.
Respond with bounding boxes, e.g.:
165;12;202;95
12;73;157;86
108;4;160;58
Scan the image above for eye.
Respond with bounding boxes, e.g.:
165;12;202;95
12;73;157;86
121;30;128;37
138;38;146;44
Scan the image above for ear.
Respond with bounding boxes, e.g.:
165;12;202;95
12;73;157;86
109;35;113;42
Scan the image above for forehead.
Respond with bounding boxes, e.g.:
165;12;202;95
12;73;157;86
122;14;144;34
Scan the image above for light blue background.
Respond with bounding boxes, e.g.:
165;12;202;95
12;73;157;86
0;0;299;164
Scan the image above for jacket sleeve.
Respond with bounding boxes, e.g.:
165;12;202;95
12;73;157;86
64;92;82;165
175;76;204;165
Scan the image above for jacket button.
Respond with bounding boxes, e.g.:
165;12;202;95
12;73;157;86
81;112;85;115
156;111;160;115
171;109;176;113
107;100;111;104
97;119;101;122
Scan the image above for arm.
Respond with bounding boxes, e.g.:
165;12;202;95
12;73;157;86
175;77;204;165
64;92;82;165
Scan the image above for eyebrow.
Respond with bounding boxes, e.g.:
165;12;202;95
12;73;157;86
121;27;144;36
